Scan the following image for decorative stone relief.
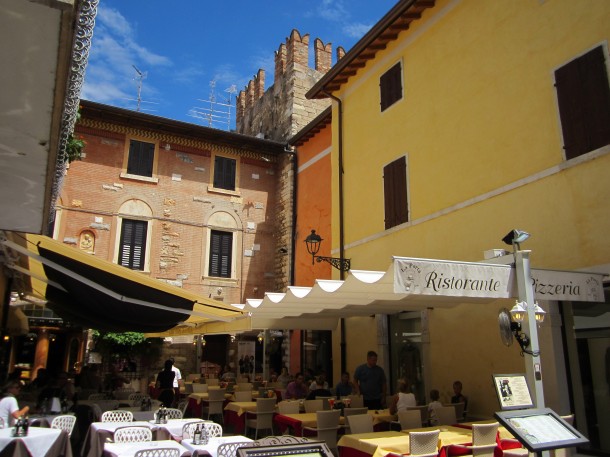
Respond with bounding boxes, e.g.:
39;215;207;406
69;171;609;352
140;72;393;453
79;231;95;253
72;200;82;207
164;198;176;206
90;222;110;230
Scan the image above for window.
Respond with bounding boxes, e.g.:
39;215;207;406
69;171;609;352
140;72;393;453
127;139;155;177
118;219;147;270
213;155;237;191
209;230;233;278
555;46;610;159
383;156;409;229
380;62;403;112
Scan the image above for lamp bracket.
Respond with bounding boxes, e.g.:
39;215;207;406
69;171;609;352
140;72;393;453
314;255;351;272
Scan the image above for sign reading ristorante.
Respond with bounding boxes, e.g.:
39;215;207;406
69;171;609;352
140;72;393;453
393;257;604;302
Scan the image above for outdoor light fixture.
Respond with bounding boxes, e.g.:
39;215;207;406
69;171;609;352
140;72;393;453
304;229;351;271
201;336;206;347
257;332;264;343
230;334;236;343
510;301;527;322
502;229;530;251
533;302;546;323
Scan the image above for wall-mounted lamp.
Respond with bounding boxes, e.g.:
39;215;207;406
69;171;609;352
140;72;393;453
230;334;236;343
510;300;546;324
257;332;264;343
502;229;530;251
201;336;206;347
304;229;351;271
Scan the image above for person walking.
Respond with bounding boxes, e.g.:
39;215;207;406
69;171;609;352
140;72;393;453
156;360;176;407
354;350;387;410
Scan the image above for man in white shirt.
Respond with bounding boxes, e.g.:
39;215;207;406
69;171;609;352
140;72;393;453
170;358;182;406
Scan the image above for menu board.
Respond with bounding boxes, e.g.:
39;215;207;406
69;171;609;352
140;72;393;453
495;408;589;452
492;374;534;410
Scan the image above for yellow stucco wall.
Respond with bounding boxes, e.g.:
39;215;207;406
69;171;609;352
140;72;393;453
329;0;610;417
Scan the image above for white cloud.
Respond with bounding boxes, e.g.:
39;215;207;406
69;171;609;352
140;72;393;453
343;22;373;39
318;0;348;22
82;6;171;108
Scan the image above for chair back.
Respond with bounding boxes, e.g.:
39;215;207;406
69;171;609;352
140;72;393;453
435;406;457;426
345;395;364;408
346;414;374;434
186;374;200;382
253;436;312;446
397;409;422;429
128;393;147;404
50;415;77;436
101;410;134;422
134;448;180;457
315;410;341;449
203;422;223;437
182;420;207;439
316;396;333;410
278;401;300;414
176;400;188;416
257;397;277;413
207;378;220;386
236;382;253;391
409;429;440;457
209;388;227;401
88;393;108;401
114;426;153;443
192;383;209;393
304;399;324;413
235;390;253;402
452;402;466;421
217;441;253;457
472;422;499;445
408;405;429;426
154;408;183;420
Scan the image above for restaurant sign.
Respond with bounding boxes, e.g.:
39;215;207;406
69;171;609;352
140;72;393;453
394;258;605;302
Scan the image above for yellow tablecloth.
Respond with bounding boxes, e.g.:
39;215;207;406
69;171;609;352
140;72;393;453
223;401;257;416
368;409;397;426
187;392;233;404
338;426;474;457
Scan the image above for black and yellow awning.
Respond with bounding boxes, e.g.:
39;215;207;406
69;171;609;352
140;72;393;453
1;233;244;333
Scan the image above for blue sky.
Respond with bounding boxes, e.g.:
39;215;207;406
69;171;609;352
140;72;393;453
82;0;394;130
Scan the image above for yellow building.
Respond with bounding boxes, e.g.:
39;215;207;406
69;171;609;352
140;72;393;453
306;0;610;450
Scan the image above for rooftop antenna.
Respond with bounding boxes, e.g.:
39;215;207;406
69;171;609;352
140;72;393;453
132;65;147;112
188;80;236;131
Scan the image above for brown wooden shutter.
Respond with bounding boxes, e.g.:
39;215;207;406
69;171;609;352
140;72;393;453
555;46;610;159
118;219;147;270
127;140;155;177
380;62;403;112
383;156;408;229
209;230;232;278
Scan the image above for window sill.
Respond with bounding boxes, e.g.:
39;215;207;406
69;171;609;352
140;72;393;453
203;277;238;286
207;185;241;197
120;172;159;184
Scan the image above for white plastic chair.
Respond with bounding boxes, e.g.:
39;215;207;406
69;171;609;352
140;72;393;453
154;408;183;420
435;406;457;426
128;392;147;405
346;414;374;434
304;399;323;413
409;429;440;457
236;383;253;391
182;420;208;439
50;415;77;436
192;383;209;393
342;407;369;434
345;395;364;408
245;397;276;439
134;449;180;457
217;441;254;457
202;388;226;422
114;426;153;443
235;390;253;402
449;422;498;457
203;421;223;437
101;410;134;422
277;401;300;414
302;410;341;450
391;409;422;430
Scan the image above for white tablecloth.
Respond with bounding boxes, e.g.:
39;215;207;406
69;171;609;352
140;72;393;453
182;435;254;457
81;421;155;457
151;418;206;440
0;427;63;457
104;440;189;457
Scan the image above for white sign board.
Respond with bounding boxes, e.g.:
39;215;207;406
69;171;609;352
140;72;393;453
394;257;605;302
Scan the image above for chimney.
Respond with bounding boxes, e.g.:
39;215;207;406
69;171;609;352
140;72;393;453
314;38;332;73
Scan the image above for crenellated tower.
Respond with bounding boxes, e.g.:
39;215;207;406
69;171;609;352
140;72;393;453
236;29;344;142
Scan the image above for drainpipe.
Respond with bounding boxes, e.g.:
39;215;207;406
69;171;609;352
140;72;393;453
286;145;297;288
322;90;346;375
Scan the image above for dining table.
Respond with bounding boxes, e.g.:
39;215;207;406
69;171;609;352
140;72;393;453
80;420;156;457
187;393;233;418
337;426;474;457
274;409;396;437
182;435;254;457
223;401;258;435
153;418;208;441
118;407;155;422
451;420;518;457
103;440;189;457
0;427;73;457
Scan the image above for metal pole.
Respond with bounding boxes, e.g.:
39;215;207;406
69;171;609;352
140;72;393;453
514;250;545;407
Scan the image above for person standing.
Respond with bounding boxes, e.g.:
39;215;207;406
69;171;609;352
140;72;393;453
156;360;176;407
354;350;387;410
170;358;182;406
0;381;29;427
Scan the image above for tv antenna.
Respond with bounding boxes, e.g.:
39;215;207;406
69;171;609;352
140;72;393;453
132;65;146;112
188;80;237;131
